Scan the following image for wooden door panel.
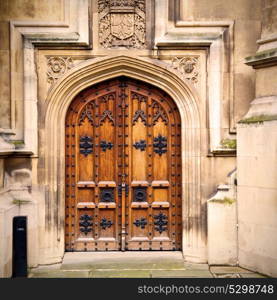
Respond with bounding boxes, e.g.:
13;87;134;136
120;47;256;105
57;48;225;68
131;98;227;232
65;78;182;251
125;81;181;250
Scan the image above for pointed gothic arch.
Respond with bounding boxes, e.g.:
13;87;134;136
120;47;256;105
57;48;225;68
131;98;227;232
42;55;206;263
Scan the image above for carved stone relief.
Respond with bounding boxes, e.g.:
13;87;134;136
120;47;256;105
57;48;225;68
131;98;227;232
171;56;199;85
98;0;146;48
47;57;74;84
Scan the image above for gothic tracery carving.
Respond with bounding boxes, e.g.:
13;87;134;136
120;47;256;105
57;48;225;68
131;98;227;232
131;92;147;102
132;109;147;125
79;103;94;125
152;101;168;125
99;93;116;103
98;0;146;48
99;110;115;126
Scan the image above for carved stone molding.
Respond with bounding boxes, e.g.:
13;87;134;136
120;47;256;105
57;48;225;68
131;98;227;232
154;0;235;157
171;56;199;85
47;57;74;84
8;0;90;154
98;0;146;48
45;55;202;263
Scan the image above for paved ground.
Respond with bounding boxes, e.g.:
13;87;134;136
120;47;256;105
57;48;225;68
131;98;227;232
28;252;267;278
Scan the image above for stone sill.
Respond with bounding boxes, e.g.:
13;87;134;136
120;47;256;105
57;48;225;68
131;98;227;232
0;150;34;157
245;48;277;69
257;33;277;46
154;32;220;49
155;39;212;49
208;149;236;157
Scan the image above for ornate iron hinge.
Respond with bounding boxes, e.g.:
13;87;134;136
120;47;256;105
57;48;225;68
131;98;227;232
79;214;93;235
133;140;147;151
153;134;167;156
100;140;113;152
154;213;168;233
79;136;93;156
100;218;113;230
133;218;147;229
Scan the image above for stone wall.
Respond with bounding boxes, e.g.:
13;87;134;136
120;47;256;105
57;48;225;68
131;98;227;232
0;0;273;277
237;0;277;277
237;121;277;277
0;0;65;130
180;0;262;126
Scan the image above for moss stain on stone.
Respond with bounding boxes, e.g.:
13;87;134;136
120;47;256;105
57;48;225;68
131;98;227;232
209;197;236;205
239;114;277;124
220;139;237;149
10;140;25;149
13;199;31;205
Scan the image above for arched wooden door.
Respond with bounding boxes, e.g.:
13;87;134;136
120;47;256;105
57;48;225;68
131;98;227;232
65;77;182;251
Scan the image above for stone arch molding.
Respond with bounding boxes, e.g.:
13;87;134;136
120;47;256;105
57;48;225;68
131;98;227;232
44;55;205;263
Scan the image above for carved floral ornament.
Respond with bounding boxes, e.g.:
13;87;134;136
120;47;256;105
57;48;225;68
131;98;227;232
171;56;199;85
98;0;146;48
47;56;74;84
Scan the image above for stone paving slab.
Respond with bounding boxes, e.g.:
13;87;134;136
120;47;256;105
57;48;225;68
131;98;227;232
240;273;268;278
184;262;209;270
28;252;268;278
213;273;241;278
210;266;254;274
62;261;185;270
28;270;90;278
29;264;62;273
90;270;151;278
151;270;213;278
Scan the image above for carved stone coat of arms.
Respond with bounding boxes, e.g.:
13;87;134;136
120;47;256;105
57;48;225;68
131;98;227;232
98;0;146;48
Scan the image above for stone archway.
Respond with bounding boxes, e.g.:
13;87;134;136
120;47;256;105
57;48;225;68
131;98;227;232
43;55;205;263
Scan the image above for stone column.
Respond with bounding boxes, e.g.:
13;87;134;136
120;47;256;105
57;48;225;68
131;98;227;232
237;0;277;277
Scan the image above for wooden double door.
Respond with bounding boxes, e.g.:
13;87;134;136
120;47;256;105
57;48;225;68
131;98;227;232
65;77;182;251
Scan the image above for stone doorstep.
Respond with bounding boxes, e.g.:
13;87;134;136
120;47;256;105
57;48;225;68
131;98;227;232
89;270;151;278
61;261;186;270
90;269;213;278
61;252;186;270
62;251;184;261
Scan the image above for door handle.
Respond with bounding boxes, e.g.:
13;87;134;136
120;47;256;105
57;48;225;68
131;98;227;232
118;183;129;197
